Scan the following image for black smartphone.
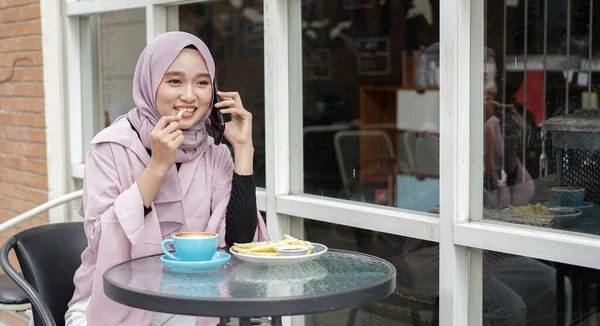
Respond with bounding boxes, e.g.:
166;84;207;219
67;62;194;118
209;77;226;145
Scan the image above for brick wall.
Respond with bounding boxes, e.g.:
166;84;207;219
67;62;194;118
0;0;47;244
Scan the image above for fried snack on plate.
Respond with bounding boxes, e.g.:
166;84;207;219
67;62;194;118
232;234;315;256
508;202;550;216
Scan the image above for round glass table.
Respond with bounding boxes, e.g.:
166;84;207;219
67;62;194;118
103;249;396;326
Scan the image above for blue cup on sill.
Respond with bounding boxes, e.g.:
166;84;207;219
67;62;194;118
552;187;585;208
161;232;218;262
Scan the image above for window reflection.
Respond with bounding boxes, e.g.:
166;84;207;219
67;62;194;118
481;249;600;326
483;251;558;325
97;9;146;129
177;0;266;187
481;0;600;236
302;0;440;213
304;220;439;325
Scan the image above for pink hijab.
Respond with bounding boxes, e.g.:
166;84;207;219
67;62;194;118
126;31;215;162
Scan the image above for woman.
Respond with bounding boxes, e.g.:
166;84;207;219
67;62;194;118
483;51;534;208
65;32;269;325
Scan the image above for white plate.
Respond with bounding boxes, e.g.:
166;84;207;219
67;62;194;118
229;243;328;266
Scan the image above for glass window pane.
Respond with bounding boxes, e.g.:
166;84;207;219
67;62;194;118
481;1;600;236
80;9;146;156
176;0;266;187
301;0;440;213
481;249;599;325
98;8;147;130
303;220;439;325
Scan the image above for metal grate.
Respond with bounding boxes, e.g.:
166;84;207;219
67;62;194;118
553;148;600;205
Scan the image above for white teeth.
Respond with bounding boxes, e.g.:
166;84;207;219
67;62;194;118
177;108;196;113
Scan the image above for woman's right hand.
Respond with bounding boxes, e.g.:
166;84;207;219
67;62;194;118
147;115;184;176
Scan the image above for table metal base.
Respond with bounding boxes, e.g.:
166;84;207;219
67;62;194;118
218;316;282;326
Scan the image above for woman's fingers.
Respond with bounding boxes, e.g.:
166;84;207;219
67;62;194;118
219;107;251;119
214;99;239;109
154;115;181;131
162;121;180;135
217;91;243;106
150;115;183;148
172;134;185;148
168;129;183;141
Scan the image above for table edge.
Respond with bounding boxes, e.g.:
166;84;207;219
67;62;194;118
103;249;397;317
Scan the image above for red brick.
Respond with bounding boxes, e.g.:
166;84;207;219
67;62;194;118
10;112;45;127
0;168;46;189
13;53;37;66
25;187;47;204
13;82;40;96
0;155;22;170
0;140;42;158
0;154;46;174
0;126;45;143
0;182;48;207
12;142;44;158
20;4;39;20
0;127;22;142
0;67;41;82
0;128;18;142
0;83;13;96
21;171;46;188
0;0;37;9
21;67;41;81
30;19;39;33
0;98;45;112
24;128;45;143
0;1;48;226
0;181;24;199
2;195;36;213
0;168;17;183
0;68;16;81
0;139;13;153
0;38;19;52
0;208;12;221
12;185;29;201
0;52;38;67
27;158;46;174
0;20;38;38
20;35;41;51
0;7;21;23
0;67;24;81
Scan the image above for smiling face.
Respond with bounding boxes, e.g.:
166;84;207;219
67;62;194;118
155;48;213;130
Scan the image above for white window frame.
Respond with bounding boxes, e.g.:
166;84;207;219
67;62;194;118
40;0;71;222
39;1;600;325
452;0;600;274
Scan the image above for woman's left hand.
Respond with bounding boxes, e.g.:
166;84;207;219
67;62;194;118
215;91;253;149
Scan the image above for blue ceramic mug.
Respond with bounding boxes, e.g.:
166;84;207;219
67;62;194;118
552;187;585;207
161;232;218;261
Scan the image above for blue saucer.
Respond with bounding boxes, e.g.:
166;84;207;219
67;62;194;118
543;201;595;211
161;252;231;273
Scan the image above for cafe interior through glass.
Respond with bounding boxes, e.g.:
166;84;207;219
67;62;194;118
301;0;600;237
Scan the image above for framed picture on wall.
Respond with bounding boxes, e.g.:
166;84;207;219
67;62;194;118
357;37;390;76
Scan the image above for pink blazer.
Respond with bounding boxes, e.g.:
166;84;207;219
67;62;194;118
69;118;269;325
